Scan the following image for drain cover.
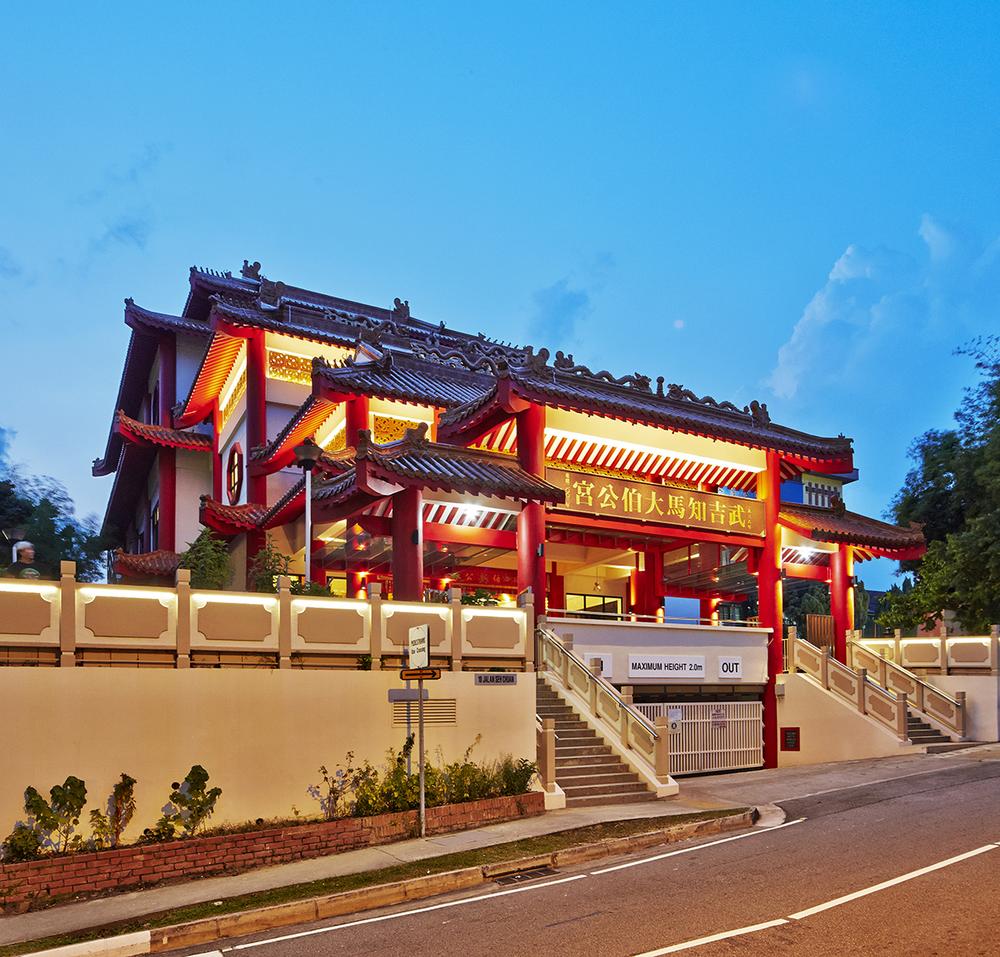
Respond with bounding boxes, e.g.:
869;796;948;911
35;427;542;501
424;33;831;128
494;866;559;886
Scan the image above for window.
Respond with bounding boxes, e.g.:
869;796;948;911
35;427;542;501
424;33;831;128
226;444;244;505
566;593;624;619
150;503;159;551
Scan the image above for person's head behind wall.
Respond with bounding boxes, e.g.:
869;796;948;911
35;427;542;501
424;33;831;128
14;541;35;564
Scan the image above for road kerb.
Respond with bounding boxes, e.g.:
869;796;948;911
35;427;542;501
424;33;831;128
25;810;753;956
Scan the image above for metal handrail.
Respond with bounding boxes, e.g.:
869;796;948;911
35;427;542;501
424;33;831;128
538;627;659;739
849;639;963;710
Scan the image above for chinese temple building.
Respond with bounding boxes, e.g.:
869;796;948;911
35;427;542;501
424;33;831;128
93;262;926;767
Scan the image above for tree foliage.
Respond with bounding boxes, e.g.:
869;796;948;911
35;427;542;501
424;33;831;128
0;449;107;581
882;336;1000;632
178;529;231;590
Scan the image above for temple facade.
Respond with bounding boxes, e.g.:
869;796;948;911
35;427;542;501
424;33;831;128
93;262;926;766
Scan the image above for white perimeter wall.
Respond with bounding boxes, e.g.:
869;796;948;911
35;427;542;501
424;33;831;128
925;674;999;742
0;669;535;836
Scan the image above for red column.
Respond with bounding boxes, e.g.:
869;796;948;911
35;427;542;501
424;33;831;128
699;597;720;625
549;563;565;612
515;403;547;612
757;450;784;769
158;335;177;552
246;333;268;505
346;396;370;446
645;549;663;616
391;487;424;601
830;544;855;661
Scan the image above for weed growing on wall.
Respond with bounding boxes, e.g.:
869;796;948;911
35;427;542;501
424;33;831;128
89;773;137;850
178;530;231;590
1;776;88;861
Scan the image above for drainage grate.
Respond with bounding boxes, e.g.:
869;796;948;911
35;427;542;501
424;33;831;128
494;866;559;886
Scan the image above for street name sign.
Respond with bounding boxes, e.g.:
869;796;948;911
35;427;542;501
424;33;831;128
474;673;517;686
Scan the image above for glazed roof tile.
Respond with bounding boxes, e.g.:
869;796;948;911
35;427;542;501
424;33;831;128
199;497;270;534
114;411;212;452
439;360;854;463
780;502;925;554
313;352;491;409
114;549;182;579
353;425;565;503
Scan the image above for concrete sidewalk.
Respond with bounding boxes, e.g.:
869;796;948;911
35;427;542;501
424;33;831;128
0;797;735;947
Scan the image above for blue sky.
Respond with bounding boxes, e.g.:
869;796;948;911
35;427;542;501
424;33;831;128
2;2;999;588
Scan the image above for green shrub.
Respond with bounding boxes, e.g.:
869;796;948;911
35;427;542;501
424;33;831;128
179;530;231;590
2;775;89;860
247;535;291;593
89;773;137;850
154;765;222;838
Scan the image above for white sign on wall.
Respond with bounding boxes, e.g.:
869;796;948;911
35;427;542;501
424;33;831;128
584;653;614;679
718;656;743;681
667;707;683;733
408;625;429;669
628;655;706;678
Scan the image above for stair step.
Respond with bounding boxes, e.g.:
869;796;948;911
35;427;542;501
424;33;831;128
557;771;638;787
925;742;979;754
556;755;627;770
566;791;657;808
561;780;650;798
554;744;613;757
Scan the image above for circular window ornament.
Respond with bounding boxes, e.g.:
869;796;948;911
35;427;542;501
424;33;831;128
226;443;244;505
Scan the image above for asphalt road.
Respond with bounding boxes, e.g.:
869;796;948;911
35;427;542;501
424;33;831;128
173;752;1000;957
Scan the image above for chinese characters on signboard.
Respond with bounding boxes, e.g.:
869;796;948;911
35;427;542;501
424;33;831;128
546;467;765;536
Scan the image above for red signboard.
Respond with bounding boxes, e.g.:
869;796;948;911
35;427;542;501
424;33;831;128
546;466;765;536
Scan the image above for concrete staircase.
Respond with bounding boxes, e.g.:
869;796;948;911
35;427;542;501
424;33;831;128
906;714;952;748
536;676;656;808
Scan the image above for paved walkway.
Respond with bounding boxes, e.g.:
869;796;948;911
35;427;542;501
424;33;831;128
0;797;731;946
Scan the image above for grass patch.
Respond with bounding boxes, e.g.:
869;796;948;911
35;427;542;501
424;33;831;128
0;808;747;957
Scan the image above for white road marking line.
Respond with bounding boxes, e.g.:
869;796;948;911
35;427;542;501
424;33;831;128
787;843;999;919
629;841;1000;955
228;873;588;950
632;919;790;956
590;817;806;875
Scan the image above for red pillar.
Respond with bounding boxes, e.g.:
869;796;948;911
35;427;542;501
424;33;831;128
699;596;720;625
157;335;177;552
246;333;268;505
516;403;547;612
346;396;370;446
757;450;784;769
830;544;855;662
549;563;565;612
391;487;424;601
646;549;663;616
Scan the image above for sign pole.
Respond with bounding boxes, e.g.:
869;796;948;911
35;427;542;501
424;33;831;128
418;676;426;838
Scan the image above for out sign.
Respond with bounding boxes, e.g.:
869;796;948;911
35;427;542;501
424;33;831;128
718;656;743;681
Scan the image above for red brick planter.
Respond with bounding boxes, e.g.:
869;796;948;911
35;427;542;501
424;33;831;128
0;791;544;913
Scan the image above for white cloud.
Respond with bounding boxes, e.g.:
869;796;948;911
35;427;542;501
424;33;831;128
767;216;999;400
673;319;685;330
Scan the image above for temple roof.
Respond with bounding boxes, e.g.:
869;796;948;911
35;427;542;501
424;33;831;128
438;353;854;466
313;352;492;408
779;501;925;558
125;299;211;338
114;549;182;579
114;411;211;453
350;424;564;503
199;497;270;535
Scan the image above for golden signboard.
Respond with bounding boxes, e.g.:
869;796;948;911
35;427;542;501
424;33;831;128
546;467;764;536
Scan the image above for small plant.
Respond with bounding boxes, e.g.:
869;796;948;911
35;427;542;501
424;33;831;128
155;765;222;838
248;535;291;593
89;773;137;850
2;776;89;859
179;530;232;590
1;823;43;863
307;755;368;821
356;653;373;670
291;580;330;596
461;588;498;606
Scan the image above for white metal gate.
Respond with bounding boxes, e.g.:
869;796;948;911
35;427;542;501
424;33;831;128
635;701;763;775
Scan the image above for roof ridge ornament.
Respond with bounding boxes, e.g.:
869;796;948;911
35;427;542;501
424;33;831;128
356;429;372;459
392;297;411;320
258;277;286;310
830;493;847;516
401;422;430;446
550;351;652;392
241;260;262;280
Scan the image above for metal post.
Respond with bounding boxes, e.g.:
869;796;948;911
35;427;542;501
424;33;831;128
418;677;426;838
304;466;312;585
